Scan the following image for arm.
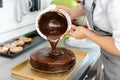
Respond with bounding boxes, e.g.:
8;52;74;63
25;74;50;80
85;28;120;56
69;5;85;19
56;5;85;19
70;25;120;56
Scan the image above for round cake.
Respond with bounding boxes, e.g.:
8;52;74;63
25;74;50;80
30;47;76;73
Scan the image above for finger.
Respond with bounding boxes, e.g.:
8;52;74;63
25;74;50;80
71;25;77;31
55;6;64;11
54;6;59;11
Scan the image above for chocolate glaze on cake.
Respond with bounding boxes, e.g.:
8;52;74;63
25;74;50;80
30;11;76;73
30;47;75;72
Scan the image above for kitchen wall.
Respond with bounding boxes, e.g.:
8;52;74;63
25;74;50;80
0;0;52;43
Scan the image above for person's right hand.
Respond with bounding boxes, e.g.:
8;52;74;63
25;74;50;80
68;24;88;39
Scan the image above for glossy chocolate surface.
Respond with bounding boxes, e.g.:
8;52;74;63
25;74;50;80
30;47;76;72
38;11;68;54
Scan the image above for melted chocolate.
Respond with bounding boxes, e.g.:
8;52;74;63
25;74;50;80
30;12;76;73
38;11;68;55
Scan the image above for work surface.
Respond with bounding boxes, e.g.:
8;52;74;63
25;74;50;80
0;39;100;80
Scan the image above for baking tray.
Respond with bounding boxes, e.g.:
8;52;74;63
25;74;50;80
0;31;46;58
11;49;88;80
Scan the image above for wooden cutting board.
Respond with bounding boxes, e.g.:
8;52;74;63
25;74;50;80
11;49;88;80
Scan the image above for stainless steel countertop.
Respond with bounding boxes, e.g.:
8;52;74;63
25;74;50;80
0;40;100;80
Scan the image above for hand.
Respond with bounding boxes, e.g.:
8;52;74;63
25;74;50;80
55;5;75;19
68;25;87;39
55;5;70;14
55;5;85;19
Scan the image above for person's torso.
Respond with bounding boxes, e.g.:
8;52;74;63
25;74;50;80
82;0;120;79
82;0;112;33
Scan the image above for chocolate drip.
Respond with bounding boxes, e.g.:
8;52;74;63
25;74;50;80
38;11;68;56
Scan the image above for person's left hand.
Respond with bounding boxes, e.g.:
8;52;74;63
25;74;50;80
68;24;87;39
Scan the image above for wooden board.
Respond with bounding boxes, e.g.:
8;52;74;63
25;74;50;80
11;49;88;80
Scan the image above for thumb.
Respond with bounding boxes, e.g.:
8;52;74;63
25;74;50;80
71;25;77;31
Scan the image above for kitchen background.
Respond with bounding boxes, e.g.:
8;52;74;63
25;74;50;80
0;1;99;80
0;0;52;43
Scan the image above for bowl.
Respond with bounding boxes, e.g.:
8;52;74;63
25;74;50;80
35;5;71;40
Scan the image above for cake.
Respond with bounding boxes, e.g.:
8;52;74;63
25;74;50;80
30;11;75;73
30;47;76;73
